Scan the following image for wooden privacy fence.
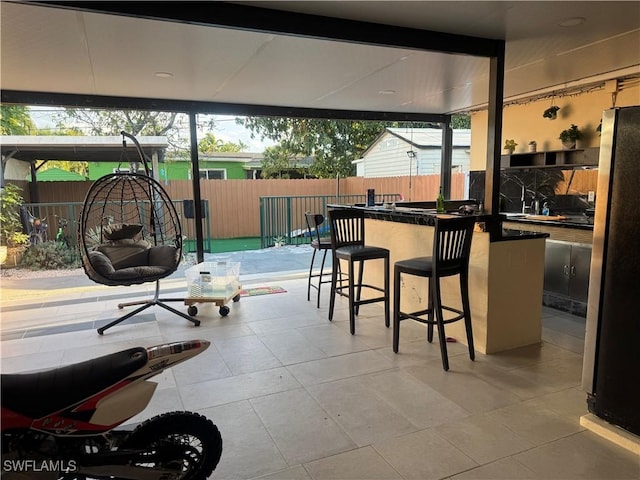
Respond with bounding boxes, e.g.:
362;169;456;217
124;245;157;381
15;174;466;240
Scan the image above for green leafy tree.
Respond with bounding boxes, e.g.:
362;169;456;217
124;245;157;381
261;144;299;178
237;117;467;178
238;117;395;178
451;114;471;129
0;184;29;246
0;105;36;135
199;133;247;153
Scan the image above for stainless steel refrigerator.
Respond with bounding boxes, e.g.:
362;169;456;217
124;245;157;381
582;106;640;436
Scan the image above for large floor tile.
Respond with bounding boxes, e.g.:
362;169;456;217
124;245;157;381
198;401;288;480
434;414;534;464
213;335;283;375
360;369;470;429
252;465;312;480
307;376;418;446
403;361;522;414
303;446;403;480
250;388;357;465
259;329;328;365
179;367;301;410
286;350;393;386
450;457;537;479
296;324;371;357
374;428;478;480
514;431;640;479
485;401;583;446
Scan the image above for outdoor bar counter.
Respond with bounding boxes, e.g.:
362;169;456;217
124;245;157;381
328;203;549;354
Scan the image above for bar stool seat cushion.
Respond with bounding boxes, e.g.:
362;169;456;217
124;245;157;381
335;245;389;261
395;256;462;277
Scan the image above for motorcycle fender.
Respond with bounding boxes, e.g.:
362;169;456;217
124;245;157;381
89;380;157;426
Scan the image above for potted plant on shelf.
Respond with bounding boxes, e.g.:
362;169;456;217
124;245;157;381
503;139;517;155
559;124;582;149
528;141;537;153
543;105;560;120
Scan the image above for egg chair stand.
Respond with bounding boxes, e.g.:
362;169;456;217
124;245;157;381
97;279;198;335
79;131;197;335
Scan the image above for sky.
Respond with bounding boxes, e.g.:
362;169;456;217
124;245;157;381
28;107;275;152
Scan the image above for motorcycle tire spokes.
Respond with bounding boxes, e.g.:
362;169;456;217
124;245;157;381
121;411;222;479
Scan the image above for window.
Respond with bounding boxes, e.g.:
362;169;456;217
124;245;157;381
199;169;226;180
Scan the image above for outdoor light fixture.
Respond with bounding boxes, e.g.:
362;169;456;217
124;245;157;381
406;150;417;159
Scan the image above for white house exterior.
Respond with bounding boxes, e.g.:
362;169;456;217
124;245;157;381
355;128;470;178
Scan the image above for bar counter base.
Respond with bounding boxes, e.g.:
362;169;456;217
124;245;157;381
364;218;545;354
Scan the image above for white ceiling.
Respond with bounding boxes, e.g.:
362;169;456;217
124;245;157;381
1;1;639;115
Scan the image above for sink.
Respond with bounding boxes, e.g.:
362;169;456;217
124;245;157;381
525;214;566;221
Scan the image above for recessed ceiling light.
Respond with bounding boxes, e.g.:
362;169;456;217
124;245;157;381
154;71;174;78
558;17;586;27
379;89;396;95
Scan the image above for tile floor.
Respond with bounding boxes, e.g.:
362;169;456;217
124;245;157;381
1;267;639;479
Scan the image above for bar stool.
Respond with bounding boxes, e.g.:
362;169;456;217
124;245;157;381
328;208;390;335
304;212;333;308
393;215;476;371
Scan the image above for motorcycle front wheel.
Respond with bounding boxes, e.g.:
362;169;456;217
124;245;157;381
121;411;222;480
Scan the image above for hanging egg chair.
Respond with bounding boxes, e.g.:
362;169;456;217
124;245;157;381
79;131;199;334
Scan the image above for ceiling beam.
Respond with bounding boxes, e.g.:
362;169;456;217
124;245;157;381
32;1;503;57
0;90;450;123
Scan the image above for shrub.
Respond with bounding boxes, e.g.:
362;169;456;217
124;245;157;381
0;184;29;247
19;241;79;270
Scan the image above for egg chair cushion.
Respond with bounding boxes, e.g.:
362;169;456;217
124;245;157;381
87;243;179;286
103;223;144;241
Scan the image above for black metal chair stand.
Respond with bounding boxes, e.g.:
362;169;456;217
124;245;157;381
393;215;476;371
305;212;333;308
328;208;390;335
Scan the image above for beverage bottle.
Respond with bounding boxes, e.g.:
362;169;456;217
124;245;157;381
436;187;445;213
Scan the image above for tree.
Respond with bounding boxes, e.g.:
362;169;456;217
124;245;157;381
53;108;194;155
451;114;471;129
198;133;247;153
260;144;299;178
0;105;36;135
238;117;395;178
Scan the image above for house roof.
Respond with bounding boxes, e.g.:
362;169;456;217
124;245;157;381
387;128;471;148
1;135;168;163
362;128;471;157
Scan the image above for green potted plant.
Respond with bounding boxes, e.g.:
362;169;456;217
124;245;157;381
503;139;517;155
273;235;286;248
559;124;582;149
528;140;537;153
0;184;30;266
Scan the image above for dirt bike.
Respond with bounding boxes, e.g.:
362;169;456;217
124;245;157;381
19;206;48;245
1;339;222;479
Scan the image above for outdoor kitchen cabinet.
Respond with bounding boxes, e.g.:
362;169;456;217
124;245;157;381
544;240;592;303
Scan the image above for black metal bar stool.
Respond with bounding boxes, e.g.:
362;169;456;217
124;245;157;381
393;215;476;370
328;208;390;335
304;212;333;308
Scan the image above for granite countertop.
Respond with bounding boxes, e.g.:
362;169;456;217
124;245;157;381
328;204;549;242
501;212;594;230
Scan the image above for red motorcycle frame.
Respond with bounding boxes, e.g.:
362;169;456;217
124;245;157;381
1;339;222;479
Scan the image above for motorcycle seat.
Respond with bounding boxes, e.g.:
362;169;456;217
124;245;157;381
1;346;148;420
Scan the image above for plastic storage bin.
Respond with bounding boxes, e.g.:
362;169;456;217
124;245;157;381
185;261;241;298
